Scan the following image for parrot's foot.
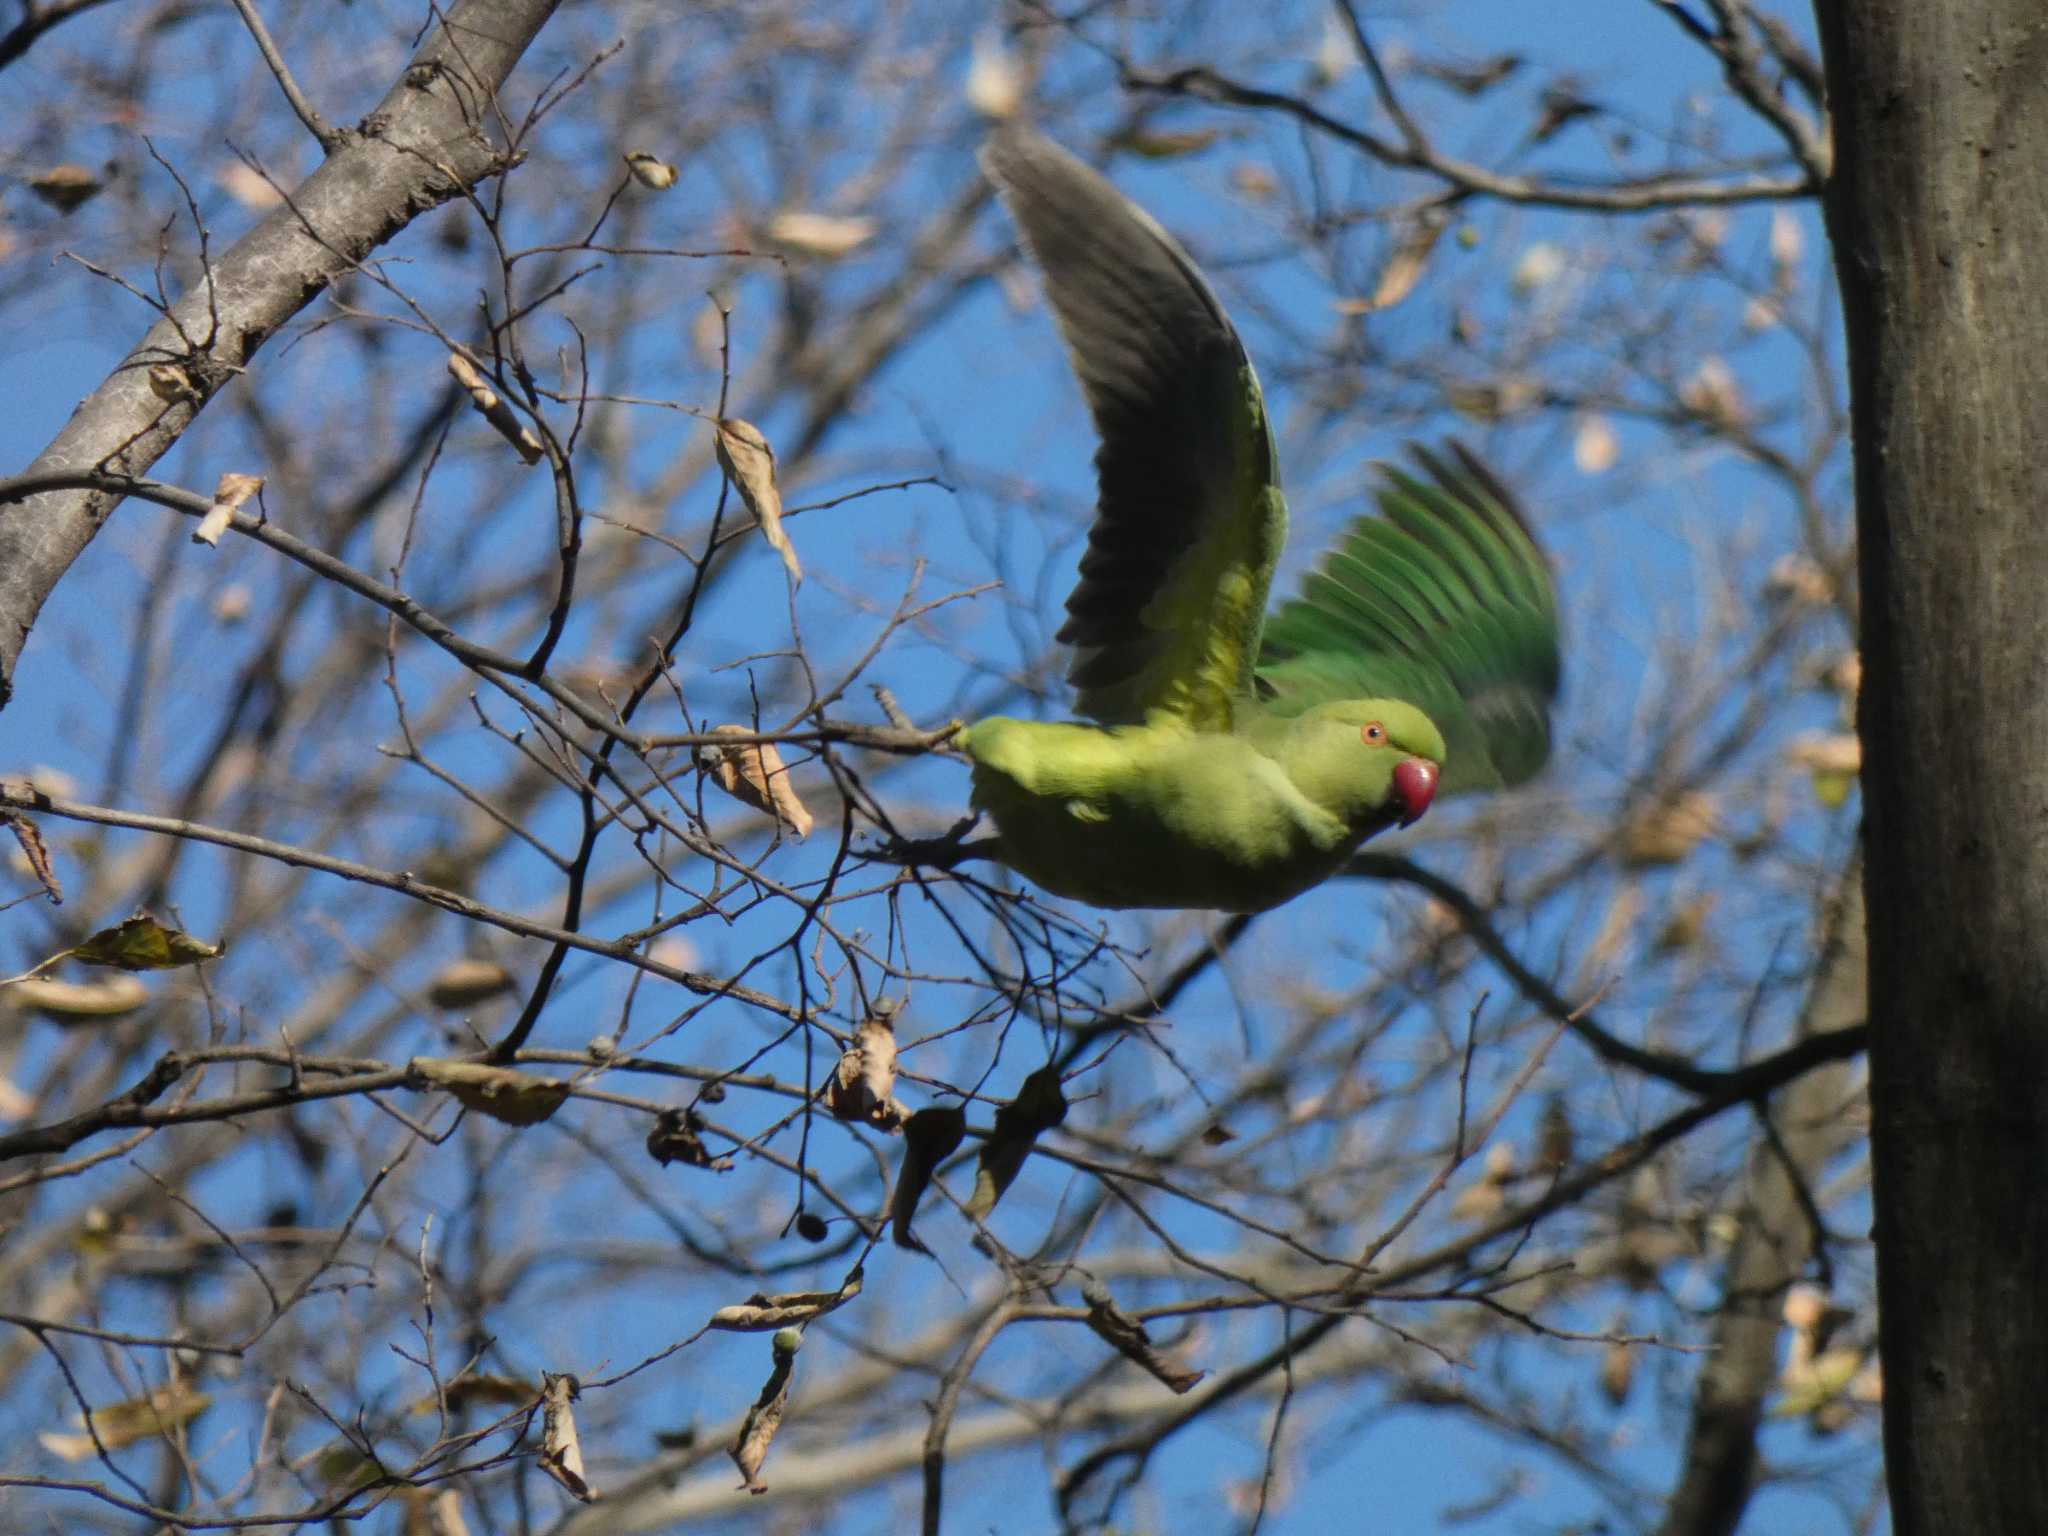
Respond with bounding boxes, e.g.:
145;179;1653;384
866;815;997;872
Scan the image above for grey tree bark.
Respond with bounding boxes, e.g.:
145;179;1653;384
0;0;560;709
1814;2;2048;1529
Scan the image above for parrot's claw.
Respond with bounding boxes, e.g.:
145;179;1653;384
866;815;992;871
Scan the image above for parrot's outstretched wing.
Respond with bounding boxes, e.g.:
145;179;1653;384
982;127;1285;730
1255;443;1560;796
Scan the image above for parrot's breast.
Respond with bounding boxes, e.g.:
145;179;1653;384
961;717;1362;911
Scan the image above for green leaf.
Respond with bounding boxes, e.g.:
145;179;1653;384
70;913;224;971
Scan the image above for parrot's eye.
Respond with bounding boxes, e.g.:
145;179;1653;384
1360;721;1387;745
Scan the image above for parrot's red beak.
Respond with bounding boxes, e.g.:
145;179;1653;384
1392;757;1439;827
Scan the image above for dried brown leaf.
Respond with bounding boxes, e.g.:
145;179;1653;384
708;1267;863;1332
447;352;543;465
148;363;199;405
764;211;876;258
964;1064;1067;1221
965;31;1022;121
217;162;284;211
1620;791;1717;868
4;813;60;905
1598;1339;1635;1406
1081;1277;1205;1394
700;725;813;837
426;958;515;1009
623;151;677;190
29;163;103;213
416;1374;534;1415
1354;213;1446;314
192;471;264;547
1679;356;1747;428
1111;127;1220;160
826;1011;905;1129
1573;413;1617;474
730;1331;799;1494
890;1104;966;1252
399;1488;471;1536
713;417;801;587
540;1373;594;1502
412;1059;569;1127
39;1383;210;1460
7;975;148;1021
645;1106;735;1172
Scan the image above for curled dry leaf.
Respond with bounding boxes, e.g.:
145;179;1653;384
1653;892;1717;954
1510;241;1566;297
1448;1175;1507;1225
148;363;200;405
71;912;223;971
192;472;264;547
623;150;677;190
1081;1277;1205;1395
890;1104;966;1252
730;1331;799;1495
1573;413;1618;474
1620;791;1717;868
399;1488;471;1536
1344;213;1446;315
6;974;148;1022
1112;127;1220;160
446;352;543;465
1536;1094;1574;1172
426;958;515;1009
712;417;801;587
1765;552;1834;607
411;1373;534;1416
964;30;1022;121
539;1373;594;1502
216;162;284;211
1598;1338;1636;1406
411;1059;569;1127
29;163;104;213
39;1383;210;1460
764;210;876;259
645;1106;735;1172
826;1011;906;1130
1769;207;1803;289
1417;51;1523;95
700;726;813;838
965;1064;1067;1221
4;813;60;904
212;584;252;624
709;1266;864;1332
1230;162;1278;201
1679;356;1746;429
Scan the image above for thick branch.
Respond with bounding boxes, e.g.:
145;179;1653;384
0;0;560;708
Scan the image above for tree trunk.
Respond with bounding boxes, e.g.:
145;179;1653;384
1813;3;2048;1529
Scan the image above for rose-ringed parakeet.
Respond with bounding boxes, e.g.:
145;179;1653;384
931;127;1560;913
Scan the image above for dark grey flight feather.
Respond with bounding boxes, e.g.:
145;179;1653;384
980;126;1271;721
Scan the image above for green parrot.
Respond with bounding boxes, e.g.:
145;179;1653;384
927;127;1560;913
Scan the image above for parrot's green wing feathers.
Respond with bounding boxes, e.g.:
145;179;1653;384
981;127;1286;729
1256;443;1560;796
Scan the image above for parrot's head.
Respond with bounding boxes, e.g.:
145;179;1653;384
1281;699;1445;833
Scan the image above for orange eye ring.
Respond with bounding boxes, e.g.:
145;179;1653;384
1360;720;1387;746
